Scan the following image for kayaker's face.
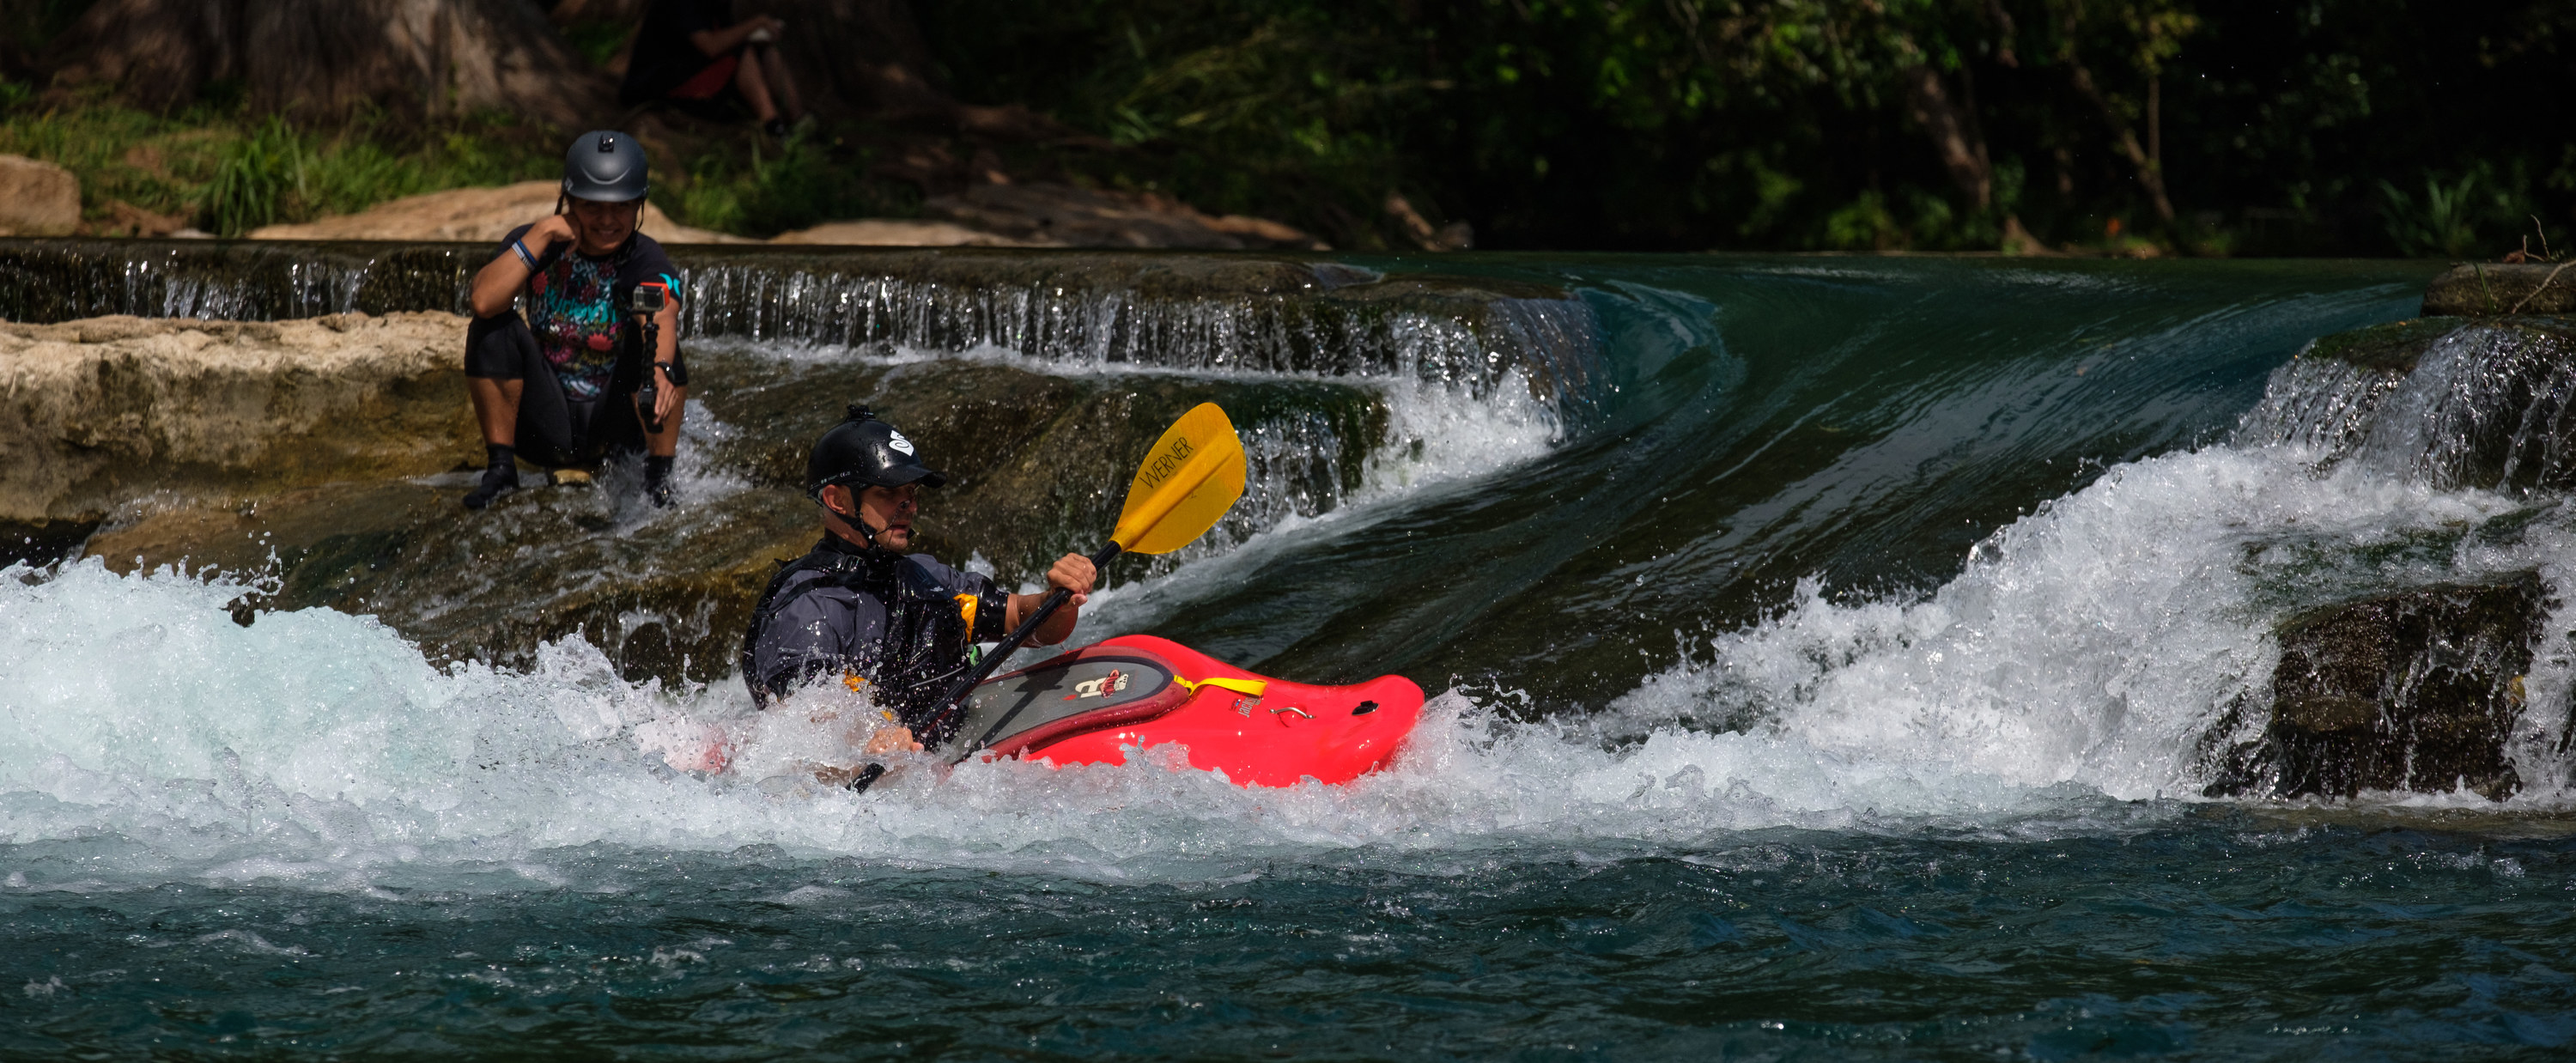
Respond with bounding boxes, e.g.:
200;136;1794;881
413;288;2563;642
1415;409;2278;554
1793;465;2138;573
567;197;640;254
856;483;921;549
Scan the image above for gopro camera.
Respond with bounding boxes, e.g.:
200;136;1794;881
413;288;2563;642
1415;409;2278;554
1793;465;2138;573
628;282;669;315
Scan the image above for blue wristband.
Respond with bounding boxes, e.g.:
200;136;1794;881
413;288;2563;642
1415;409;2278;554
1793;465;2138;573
510;239;538;270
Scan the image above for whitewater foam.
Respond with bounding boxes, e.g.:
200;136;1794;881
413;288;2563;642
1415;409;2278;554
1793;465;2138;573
1609;443;2576;805
0;556;2160;892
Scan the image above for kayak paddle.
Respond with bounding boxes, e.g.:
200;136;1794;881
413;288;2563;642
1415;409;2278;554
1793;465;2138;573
848;401;1246;790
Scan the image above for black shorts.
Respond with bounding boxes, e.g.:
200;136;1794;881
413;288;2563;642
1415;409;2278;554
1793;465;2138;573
465;313;690;469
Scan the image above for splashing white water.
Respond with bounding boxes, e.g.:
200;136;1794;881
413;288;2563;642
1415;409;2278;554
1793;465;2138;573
21;435;2576;895
0;556;2144;891
714;336;1564;507
1608;443;2576;805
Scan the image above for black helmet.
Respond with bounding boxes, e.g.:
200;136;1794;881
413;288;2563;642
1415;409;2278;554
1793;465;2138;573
563;130;648;202
806;405;947;499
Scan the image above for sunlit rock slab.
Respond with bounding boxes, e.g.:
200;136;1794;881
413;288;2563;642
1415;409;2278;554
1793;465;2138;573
245;180;746;245
0;313;477;524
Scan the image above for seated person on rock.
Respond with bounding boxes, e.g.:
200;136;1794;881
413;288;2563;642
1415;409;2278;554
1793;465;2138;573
742;408;1098;759
463;130;689;510
619;0;805;139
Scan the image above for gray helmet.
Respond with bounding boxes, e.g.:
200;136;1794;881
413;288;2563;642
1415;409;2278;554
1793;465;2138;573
806;405;947;499
562;130;648;202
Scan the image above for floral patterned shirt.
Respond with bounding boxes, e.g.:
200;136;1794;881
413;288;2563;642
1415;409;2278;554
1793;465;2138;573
497;225;683;402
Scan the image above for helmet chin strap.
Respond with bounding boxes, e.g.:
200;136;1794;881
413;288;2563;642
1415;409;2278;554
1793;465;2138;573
823;487;890;550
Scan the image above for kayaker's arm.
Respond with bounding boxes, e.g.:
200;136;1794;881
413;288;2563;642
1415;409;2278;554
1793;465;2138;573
1005;553;1097;646
470;216;573;319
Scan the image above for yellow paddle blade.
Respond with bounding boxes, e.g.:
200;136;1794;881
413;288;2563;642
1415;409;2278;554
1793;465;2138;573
1110;402;1246;555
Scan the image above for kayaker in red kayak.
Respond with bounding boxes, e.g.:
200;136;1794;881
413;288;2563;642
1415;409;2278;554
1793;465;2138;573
738;406;1097;762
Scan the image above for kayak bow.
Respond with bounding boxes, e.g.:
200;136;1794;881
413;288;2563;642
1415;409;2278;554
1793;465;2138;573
951;635;1424;787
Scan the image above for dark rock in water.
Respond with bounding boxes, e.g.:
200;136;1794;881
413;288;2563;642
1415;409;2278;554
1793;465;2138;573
2235;316;2576;493
2423;263;2576;316
692;350;1389;580
78;344;1396;686
2;237;1586;684
2292;317;2483;373
2202;573;2553;801
0;518;96;567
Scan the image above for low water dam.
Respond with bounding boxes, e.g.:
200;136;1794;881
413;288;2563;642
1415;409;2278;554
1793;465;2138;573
6;241;2573;1057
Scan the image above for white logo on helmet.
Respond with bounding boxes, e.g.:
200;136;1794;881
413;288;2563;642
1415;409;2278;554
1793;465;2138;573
887;430;916;456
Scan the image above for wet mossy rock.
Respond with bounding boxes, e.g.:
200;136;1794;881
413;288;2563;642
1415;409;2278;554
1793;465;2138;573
690;349;1388;579
0;237;1575;683
2203;573;2555;802
2424;263;2576;317
64;334;1394;686
2252;316;2576;493
2294;317;2509;374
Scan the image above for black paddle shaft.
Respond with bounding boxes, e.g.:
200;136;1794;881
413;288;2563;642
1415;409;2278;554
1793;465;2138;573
846;542;1123;793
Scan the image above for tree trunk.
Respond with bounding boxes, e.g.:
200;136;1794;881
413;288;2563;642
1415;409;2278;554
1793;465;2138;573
1900;64;1992;210
2056;12;2177;226
50;0;611;127
2063;59;2175;224
1900;61;2045;252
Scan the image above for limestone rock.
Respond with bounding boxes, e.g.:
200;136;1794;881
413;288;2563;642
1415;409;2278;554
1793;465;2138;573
0;312;476;523
248;181;750;245
2202;574;2554;801
0;155;81;238
2423;262;2576;316
767;218;1056;247
925;183;1327;251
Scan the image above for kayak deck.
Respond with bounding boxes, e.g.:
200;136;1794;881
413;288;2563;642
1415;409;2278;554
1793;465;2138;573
950;635;1424;787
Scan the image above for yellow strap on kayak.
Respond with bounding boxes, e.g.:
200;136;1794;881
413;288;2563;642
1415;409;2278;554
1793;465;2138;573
1174;676;1267;698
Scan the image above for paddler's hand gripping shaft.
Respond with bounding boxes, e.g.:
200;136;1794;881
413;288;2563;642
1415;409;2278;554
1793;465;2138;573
843;402;1246;794
839;548;1115;794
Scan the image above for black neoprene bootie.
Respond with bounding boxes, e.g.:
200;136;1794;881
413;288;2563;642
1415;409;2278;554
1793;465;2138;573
464;445;519;509
645;454;676;508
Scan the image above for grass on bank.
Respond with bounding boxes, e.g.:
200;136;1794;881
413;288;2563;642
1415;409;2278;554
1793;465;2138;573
0;85;920;240
0;89;547;236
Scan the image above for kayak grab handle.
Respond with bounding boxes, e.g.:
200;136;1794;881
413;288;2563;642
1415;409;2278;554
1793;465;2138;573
1270;706;1313;720
1176;676;1267;698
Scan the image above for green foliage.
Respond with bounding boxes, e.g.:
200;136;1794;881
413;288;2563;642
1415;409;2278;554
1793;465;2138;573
921;0;2576;254
557;19;635;71
920;0;2213;251
2379;167;2528;258
204;117;308;236
664;133;914;239
8;0;2574;254
1825;193;1901;251
0;93;548;234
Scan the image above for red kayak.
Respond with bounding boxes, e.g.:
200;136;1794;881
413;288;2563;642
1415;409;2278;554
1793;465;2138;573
947;635;1425;787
